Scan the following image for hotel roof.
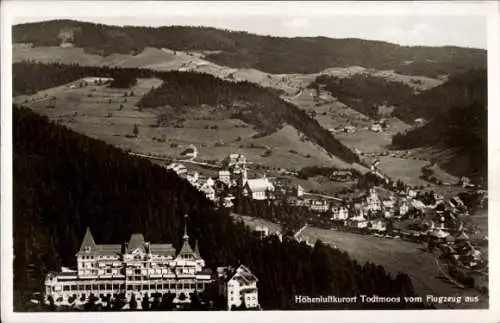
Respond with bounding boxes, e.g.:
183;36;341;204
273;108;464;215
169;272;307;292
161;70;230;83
76;229;177;257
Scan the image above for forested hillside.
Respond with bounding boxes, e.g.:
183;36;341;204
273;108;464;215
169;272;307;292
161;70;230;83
13;19;486;76
13;62;360;164
14;106;426;310
390;68;487;182
392;103;487;183
309;74;415;119
393;69;487;123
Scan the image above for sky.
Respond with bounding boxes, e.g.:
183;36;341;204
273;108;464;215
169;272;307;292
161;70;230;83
8;2;490;49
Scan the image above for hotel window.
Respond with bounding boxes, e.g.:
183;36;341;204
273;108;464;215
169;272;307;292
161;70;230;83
71;285;77;291
197;283;203;290
85;285;91;291
127;285;132;291
143;284;149;290
190;283;195;289
177;283;182;289
63;285;69;291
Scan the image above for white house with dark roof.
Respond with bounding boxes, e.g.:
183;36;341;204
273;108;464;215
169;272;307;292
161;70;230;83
217;264;260;310
44;214;213;306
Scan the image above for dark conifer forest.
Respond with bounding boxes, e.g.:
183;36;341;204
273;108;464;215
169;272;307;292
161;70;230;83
392;69;487;123
392;103;487;183
13;20;486;76
391;69;487;182
309;74;416;119
13;106;427;311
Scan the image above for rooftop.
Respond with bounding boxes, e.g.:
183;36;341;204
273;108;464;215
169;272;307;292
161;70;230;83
246;178;274;193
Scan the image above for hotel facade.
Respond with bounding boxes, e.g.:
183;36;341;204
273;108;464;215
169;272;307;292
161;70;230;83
44;215;215;305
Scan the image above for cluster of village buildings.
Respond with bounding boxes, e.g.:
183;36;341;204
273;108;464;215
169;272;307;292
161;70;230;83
166;153;486;271
44;214;260;311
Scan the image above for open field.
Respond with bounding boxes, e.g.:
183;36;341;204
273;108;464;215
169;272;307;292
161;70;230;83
376;156;430;187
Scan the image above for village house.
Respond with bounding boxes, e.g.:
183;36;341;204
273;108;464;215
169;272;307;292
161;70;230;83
186;171;200;187
365;188;382;212
167;163;188;177
199;178;216;202
331;206;349;221
295;184;305;198
44;215;213;306
346;207;368;229
217;265;260;310
221;153;248;187
308;199;330;213
218;170;231;186
369;218;388;233
346;216;368;229
414;118;426;126
343;125;356;133
369;123;383;133
222;194;236;208
330;170;354;182
399;199;410;216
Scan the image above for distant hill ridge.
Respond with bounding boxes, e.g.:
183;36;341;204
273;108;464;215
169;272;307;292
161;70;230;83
13;19;486;77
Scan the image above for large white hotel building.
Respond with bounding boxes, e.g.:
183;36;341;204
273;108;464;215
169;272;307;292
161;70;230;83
44;215;234;307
